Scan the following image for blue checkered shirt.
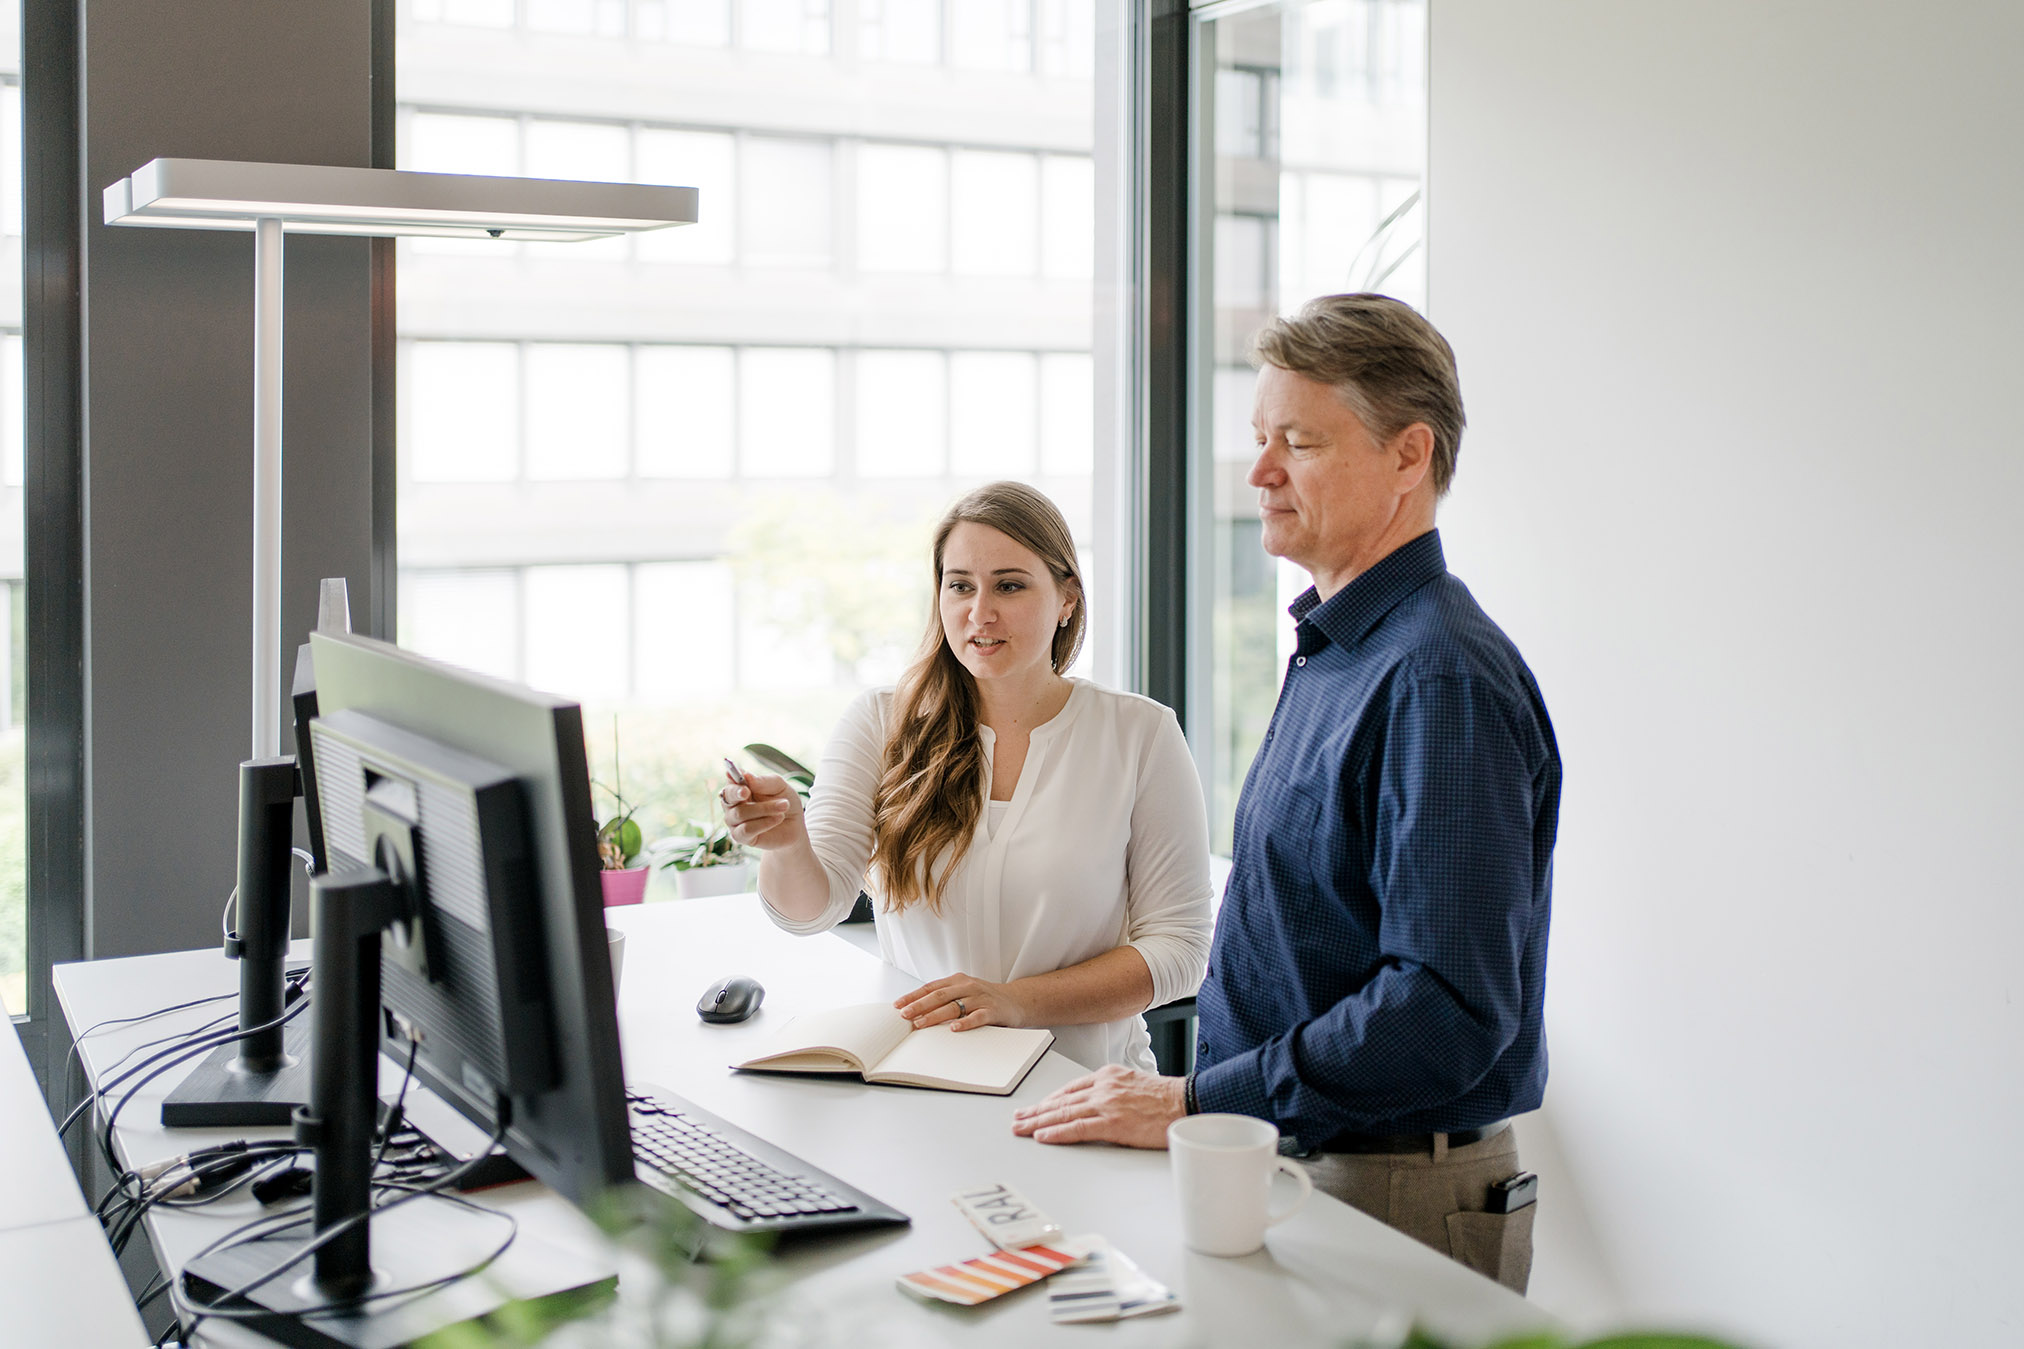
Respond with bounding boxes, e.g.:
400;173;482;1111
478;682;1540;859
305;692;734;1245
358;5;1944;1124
1193;530;1559;1144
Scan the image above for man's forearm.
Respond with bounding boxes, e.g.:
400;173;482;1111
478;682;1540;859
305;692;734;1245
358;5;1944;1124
1197;963;1517;1140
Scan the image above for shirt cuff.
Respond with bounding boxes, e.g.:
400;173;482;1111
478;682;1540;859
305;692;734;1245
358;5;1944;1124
1191;1051;1270;1122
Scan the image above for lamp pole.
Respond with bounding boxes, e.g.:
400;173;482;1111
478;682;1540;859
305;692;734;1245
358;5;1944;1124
252;215;283;758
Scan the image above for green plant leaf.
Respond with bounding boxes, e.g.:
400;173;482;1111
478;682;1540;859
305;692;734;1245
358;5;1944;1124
616;817;642;862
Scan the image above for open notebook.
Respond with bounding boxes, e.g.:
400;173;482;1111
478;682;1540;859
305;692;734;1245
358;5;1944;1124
733;1002;1053;1096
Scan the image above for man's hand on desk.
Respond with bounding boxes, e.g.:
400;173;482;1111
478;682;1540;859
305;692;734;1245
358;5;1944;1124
1011;1066;1186;1149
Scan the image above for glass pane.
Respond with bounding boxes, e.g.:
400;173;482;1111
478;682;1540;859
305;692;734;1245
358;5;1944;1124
0;84;19;237
524;564;631;701
636;129;735;264
1040;154;1093;280
663;0;731;45
525;344;629;479
740;348;834;477
636;346;735;478
950;150;1038;277
741;137;832;269
407;342;520;482
408;111;520;175
441;0;516;27
860;0;940;64
397;0;1104;846
636;561;736;698
949;0;1031;72
949;351;1036;477
1191;0;1428;851
527;0;597;34
1038;352;1092;478
741;0;830;55
0;335;20;489
399;570;520;681
525;118;630;181
856;143;947;274
856;350;946;478
1036;0;1094;78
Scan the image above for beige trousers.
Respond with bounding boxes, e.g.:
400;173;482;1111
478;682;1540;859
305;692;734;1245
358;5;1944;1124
1297;1128;1533;1293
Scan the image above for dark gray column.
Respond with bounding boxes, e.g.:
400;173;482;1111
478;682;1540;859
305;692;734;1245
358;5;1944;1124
81;1;376;959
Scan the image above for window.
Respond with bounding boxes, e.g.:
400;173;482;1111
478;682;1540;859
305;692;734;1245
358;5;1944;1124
400;571;519;681
855;350;946;478
525;344;628;479
1040;155;1094;280
860;0;940;64
407;342;520;482
636;129;735;264
949;352;1036;476
1039;353;1093;478
950;1;1031;73
1189;0;1428;851
647;1;730;47
740;0;830;55
636;346;735;478
635;562;736;697
951;150;1039;277
396;0;1108;859
524;564;631;700
857;143;948;274
741;137;832;269
739;348;834;477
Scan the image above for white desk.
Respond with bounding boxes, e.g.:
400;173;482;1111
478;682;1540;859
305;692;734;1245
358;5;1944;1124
55;896;1558;1347
2;1016;151;1345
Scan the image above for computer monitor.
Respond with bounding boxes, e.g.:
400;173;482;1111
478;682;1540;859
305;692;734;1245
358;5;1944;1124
180;631;631;1339
304;629;632;1205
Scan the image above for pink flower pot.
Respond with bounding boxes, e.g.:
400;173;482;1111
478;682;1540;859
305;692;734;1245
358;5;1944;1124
600;865;650;907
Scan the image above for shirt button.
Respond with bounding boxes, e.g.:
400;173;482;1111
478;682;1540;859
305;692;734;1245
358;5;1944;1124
1294;656;1306;667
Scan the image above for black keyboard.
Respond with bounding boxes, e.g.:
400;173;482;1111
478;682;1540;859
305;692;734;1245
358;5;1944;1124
627;1083;909;1237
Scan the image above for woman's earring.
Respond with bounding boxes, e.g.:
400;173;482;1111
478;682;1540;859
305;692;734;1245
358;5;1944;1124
1058;616;1069;628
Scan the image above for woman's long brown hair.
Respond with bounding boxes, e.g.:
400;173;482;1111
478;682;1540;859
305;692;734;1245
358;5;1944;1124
870;482;1086;914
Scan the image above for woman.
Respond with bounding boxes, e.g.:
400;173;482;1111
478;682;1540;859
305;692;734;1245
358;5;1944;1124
722;481;1213;1070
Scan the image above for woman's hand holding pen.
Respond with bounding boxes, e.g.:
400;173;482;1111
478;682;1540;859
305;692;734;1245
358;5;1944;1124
895;973;1032;1033
720;769;806;851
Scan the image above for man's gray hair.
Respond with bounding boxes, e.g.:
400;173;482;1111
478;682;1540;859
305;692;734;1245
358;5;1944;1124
1251;294;1466;496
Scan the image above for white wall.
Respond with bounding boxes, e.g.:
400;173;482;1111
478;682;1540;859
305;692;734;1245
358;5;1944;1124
1430;4;2024;1346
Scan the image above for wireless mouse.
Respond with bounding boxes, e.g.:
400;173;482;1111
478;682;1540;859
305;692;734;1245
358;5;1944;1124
697;974;765;1024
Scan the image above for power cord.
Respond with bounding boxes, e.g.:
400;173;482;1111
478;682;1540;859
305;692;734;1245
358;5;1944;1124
174;1103;518;1338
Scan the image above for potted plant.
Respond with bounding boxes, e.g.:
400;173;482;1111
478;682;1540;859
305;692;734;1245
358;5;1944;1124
595;793;653;907
654;817;752;900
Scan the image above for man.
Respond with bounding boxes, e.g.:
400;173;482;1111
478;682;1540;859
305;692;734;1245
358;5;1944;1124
1011;294;1558;1293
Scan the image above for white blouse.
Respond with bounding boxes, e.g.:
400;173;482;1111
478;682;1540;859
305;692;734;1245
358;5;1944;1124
760;680;1215;1071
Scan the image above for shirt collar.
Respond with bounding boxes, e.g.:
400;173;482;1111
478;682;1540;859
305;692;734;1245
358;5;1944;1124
1290;529;1448;651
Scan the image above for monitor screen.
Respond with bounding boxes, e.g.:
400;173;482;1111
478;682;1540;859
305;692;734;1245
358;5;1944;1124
304;630;632;1208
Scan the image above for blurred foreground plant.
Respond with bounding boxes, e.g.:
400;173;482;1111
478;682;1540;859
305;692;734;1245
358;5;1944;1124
1385;1332;1749;1349
418;1187;776;1349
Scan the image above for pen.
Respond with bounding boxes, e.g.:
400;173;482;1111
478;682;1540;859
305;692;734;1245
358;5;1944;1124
723;757;748;787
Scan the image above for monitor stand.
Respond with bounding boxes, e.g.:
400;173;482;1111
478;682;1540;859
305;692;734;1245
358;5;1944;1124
181;865;615;1346
161;756;313;1127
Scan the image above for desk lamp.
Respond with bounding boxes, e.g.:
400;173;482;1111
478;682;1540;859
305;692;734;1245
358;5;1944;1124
104;159;698;1126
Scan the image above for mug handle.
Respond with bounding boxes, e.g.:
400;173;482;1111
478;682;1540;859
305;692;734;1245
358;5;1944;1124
1266;1157;1313;1227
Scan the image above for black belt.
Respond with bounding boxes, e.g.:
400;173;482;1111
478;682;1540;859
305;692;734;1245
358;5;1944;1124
1313;1119;1509;1156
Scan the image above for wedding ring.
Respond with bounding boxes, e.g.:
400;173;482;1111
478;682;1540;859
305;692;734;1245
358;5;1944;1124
955;1000;966;1017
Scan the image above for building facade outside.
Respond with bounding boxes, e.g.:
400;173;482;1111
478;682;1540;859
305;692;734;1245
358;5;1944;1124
394;1;1105;884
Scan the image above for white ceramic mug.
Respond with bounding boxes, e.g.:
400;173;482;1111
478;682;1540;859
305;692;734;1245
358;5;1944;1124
1168;1113;1313;1256
606;927;627;993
